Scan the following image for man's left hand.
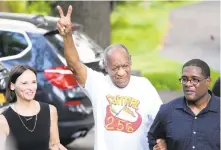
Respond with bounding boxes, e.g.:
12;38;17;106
153;139;167;150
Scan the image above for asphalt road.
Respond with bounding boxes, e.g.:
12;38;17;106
160;1;220;71
67;132;94;150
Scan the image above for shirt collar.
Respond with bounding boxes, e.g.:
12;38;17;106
206;90;219;113
175;90;219;113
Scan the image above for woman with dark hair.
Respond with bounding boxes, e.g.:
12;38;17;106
0;65;66;150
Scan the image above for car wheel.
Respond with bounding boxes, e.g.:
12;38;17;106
60;138;75;146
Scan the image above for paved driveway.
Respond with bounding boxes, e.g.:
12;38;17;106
160;1;220;71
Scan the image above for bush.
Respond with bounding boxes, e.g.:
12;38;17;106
6;1;51;15
143;68;220;91
143;72;181;90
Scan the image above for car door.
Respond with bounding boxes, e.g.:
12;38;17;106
0;63;8;106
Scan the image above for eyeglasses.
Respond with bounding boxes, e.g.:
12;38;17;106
179;77;207;86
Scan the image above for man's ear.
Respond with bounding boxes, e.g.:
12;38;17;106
103;59;109;73
206;77;211;86
104;63;108;73
10;83;15;91
129;55;132;65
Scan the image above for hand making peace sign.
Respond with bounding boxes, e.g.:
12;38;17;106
57;5;73;36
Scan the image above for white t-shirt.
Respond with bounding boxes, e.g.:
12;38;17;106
80;67;163;150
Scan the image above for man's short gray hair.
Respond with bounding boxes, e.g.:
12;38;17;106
103;44;130;65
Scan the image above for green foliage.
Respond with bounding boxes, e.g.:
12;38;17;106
132;52;182;90
111;0;220;91
210;70;220;90
111;2;169;55
26;1;51;15
143;68;220;91
6;1;51;15
132;51;220;90
136;52;220;90
111;1;199;55
7;1;27;13
144;72;181;90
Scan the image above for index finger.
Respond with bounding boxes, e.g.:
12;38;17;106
57;5;64;17
66;5;72;18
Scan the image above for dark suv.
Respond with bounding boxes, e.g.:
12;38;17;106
0;17;100;146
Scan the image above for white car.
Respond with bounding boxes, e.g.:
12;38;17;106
0;12;105;69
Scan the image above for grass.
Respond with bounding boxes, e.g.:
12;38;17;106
111;1;199;55
132;52;220;90
111;1;220;91
132;52;182;90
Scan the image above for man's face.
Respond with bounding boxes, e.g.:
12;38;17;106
181;66;211;101
105;48;131;88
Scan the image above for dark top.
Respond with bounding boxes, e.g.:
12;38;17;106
148;91;220;150
2;102;50;150
212;77;220;97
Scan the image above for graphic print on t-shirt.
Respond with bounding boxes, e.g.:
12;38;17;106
104;94;142;133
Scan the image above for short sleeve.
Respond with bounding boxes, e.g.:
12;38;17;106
144;78;163;120
78;67;105;103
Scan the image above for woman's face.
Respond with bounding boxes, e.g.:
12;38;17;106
11;69;37;101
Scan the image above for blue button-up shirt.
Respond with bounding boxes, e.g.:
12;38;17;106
148;91;220;150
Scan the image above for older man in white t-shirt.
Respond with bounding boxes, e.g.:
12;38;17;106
56;5;164;150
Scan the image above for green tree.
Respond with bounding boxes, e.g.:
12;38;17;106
0;1;51;15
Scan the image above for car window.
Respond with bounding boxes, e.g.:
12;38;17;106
45;30;104;63
26;32;64;71
0;30;28;57
73;31;103;54
45;30;103;54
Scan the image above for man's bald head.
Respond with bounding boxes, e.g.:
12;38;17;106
103;44;130;65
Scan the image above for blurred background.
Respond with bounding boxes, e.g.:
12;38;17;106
0;0;220;150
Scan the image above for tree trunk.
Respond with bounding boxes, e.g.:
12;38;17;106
51;1;111;49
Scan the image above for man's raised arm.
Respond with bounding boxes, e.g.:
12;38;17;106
57;5;87;86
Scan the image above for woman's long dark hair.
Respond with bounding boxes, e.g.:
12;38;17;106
6;65;37;103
